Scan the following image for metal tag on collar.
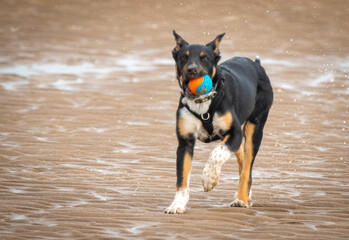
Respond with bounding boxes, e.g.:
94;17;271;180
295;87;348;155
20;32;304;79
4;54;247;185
201;113;210;121
196;96;209;104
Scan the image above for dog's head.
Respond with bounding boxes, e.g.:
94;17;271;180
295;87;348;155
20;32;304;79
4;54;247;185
172;30;225;98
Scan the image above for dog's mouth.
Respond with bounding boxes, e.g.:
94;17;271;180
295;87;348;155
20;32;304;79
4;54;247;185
184;86;197;98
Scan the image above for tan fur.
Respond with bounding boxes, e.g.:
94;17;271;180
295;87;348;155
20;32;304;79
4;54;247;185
223;112;233;129
179;76;183;88
236;121;255;205
181;152;192;189
222;134;229;144
213;111;233;136
234;140;245;175
175;65;183;88
177;116;188;138
214;38;221;54
175;38;182;51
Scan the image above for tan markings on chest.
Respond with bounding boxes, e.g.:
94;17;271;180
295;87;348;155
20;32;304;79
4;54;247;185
178;108;233;140
213;111;233;135
178;107;209;140
178;107;201;138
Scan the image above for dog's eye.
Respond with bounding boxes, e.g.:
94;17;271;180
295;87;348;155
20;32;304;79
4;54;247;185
180;56;187;62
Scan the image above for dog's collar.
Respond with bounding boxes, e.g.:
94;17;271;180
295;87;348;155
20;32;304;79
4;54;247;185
194;92;217;104
194;82;219;104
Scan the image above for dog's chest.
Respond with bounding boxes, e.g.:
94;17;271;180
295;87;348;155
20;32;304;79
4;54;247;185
179;107;231;142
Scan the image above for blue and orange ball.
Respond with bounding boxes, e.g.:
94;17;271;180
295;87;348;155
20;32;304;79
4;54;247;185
188;75;212;96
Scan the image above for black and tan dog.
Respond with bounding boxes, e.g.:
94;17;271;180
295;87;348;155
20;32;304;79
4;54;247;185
165;31;273;214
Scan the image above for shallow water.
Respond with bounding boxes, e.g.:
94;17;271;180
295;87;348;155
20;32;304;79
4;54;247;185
0;0;348;239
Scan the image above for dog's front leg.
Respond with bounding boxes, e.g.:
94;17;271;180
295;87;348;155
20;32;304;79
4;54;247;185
202;116;242;192
165;136;195;214
165;106;198;214
202;144;231;192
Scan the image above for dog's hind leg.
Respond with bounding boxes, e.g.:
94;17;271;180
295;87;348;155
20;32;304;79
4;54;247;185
231;108;271;207
231;121;255;207
232;65;273;208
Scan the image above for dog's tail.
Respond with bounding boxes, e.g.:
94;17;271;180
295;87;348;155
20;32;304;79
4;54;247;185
255;55;261;65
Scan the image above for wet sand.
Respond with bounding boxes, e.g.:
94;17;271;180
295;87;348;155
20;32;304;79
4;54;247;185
0;0;348;239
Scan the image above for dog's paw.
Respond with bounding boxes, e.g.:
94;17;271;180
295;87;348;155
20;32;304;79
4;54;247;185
230;198;249;208
202;163;219;192
164;203;186;214
164;189;189;214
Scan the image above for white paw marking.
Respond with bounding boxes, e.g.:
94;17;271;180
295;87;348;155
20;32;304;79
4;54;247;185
202;144;231;192
165;189;189;214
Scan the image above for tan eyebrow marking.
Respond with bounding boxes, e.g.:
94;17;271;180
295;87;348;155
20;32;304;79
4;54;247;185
185;51;190;56
200;51;205;57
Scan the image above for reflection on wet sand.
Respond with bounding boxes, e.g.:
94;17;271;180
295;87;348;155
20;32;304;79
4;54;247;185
0;0;348;239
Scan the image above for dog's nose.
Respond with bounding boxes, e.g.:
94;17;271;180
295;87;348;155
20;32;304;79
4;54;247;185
187;64;198;75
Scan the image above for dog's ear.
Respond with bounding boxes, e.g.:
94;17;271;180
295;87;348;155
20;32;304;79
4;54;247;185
172;30;188;59
206;33;225;63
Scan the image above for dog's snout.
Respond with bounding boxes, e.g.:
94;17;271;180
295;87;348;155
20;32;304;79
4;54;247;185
187;64;198;75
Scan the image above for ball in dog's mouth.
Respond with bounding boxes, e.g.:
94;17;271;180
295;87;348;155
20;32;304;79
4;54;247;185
187;75;212;97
